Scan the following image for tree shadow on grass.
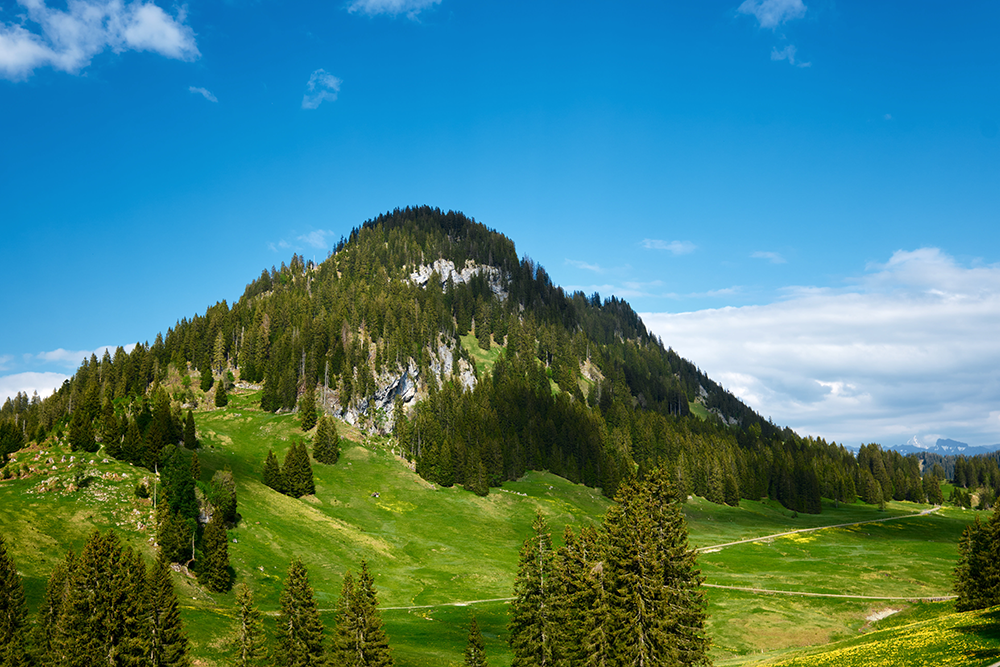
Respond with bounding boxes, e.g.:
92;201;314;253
954;608;1000;662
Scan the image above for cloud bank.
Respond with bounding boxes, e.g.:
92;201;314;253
642;248;1000;448
0;371;69;402
0;0;199;80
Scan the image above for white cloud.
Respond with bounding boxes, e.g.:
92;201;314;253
641;248;1000;448
29;343;136;369
737;0;807;29
0;371;70;402
0;0;198;80
566;259;605;273
347;0;441;19
642;239;697;255
770;44;810;67
302;69;341;110
752;250;787;264
189;86;217;102
298;230;335;249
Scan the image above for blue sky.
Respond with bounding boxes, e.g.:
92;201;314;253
2;0;998;449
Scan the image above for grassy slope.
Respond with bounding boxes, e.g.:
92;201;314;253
2;387;996;666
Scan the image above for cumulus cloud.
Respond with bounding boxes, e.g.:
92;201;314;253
642;239;697;255
347;0;441;19
770;44;810;67
0;371;69;402
0;0;198;80
641;248;1000;448
189;86;217;102
752;251;787;264
737;0;807;29
302;69;341;110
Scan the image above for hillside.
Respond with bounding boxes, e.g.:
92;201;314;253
2;206;994;665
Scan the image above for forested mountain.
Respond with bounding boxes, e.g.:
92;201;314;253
0;206;960;514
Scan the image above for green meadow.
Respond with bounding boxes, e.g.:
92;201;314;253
2;385;997;665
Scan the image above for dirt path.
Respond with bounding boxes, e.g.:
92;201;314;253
702;583;955;601
695;507;940;553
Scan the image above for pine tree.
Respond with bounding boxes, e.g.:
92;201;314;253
0;533;29;667
199;516;231;593
312;415;340;465
190;449;201;483
263;449;285;494
276;558;326;667
954;508;1000;611
299;386;317;432
332;563;393;667
604;470;708;666
232;584;269;667
200;366;214;393
215;377;229;408
283;442;315;498
210;469;239;525
54;530;149;667
184;410;197;449
33;550;75;663
213;330;227;376
148;555;192;667
464;616;488;667
508;513;555;667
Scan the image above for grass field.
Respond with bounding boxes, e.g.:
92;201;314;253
2;386;995;666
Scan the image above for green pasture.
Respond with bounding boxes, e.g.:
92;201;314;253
1;386;992;666
459;334;505;377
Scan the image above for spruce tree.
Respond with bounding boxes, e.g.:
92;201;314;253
233;584;269;667
183;410;197;449
263;449;285;494
190;449;201;483
283;442;315;498
215;377;229;408
33;550;75;663
299;386;317;432
464;616;488;667
332;563;393;667
200;366;214;393
954;508;1000;611
276;558;326;667
0;533;29;667
508;513;555;667
148;555;192;667
211;469;239;524
199;516;231;593
312;415;340;465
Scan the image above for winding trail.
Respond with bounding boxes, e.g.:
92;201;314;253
695;506;940;553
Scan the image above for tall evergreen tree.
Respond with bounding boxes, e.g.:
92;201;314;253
332;563;393;667
215;377;229;408
200;367;214;393
299;386;317;432
32;550;75;663
198;516;231;593
147;555;192;667
210;469;239;525
954;507;1000;611
183;410;197;449
282;442;315;498
0;533;29;667
464;616;488;667
263;449;285;494
232;584;269;667
508;513;556;667
276;558;326;667
312;414;340;465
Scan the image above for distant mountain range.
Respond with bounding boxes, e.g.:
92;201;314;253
874;438;1000;457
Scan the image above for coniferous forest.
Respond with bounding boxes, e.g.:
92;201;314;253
1;206;997;665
